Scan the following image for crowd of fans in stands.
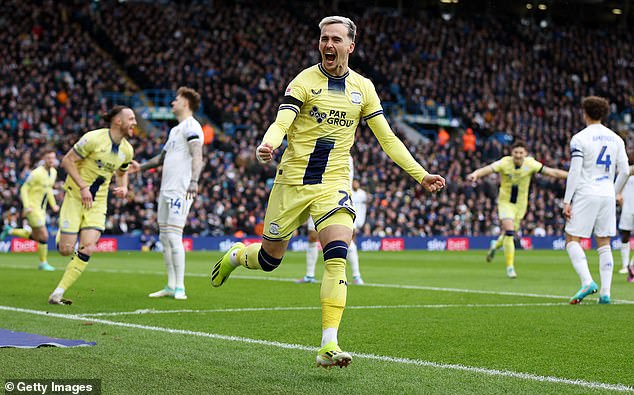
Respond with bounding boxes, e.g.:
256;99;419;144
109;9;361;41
1;0;632;238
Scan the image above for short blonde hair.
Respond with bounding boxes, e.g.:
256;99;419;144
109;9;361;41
319;16;356;41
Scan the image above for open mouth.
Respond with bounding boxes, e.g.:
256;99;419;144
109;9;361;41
325;53;336;62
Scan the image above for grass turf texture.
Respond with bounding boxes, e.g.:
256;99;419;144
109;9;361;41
1;250;633;394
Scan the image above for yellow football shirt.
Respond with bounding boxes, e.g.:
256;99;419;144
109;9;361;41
491;156;543;205
20;165;57;210
65;128;133;202
266;64;427;185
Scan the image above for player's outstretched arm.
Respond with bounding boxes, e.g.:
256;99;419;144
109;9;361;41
131;151;166;174
466;164;494;183
541;166;568;179
366;114;440;187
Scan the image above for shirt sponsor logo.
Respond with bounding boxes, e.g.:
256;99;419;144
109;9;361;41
310;106;327;123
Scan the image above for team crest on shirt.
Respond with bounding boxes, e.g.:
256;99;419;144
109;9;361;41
62;219;70;229
269;222;280;235
350;92;362;104
118;151;126;161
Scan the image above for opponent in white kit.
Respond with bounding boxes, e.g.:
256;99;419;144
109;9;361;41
563;96;629;304
130;87;204;300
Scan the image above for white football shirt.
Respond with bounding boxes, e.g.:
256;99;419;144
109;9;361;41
161;116;204;192
569;123;628;199
622;177;634;213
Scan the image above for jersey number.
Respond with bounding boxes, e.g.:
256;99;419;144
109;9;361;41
596;146;611;172
169;198;182;214
338;190;352;207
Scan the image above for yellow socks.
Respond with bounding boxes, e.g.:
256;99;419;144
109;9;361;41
57;252;89;291
37;241;48;263
503;235;515;268
10;228;31;239
494;234;504;250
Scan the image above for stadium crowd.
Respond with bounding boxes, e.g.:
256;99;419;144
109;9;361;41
1;0;633;238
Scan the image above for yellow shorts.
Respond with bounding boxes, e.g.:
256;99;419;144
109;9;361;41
26;208;46;228
58;196;107;234
498;201;527;229
263;182;356;241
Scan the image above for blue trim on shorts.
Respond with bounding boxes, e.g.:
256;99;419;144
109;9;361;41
314;206;356;229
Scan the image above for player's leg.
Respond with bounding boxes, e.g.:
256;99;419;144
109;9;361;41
501;219;516;278
315;215;353;368
158;194;192;300
211;184;302;287
49;228;101;305
347;228;363;285
150;193;176;298
595;198;617;304
619;231;630;274
565;197;599;304
297;218;319;283
31;225;54;271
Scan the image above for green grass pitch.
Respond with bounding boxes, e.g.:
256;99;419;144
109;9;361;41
1;250;633;394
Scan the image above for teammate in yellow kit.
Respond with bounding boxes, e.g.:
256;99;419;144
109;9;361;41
467;140;567;278
211;16;445;368
1;150;59;270
48;106;136;305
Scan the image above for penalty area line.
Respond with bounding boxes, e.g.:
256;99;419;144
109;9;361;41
0;305;632;393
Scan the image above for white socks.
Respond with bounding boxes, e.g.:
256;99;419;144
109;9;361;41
306;242;318;278
347;240;360;278
159;232;176;289
167;232;186;290
321;327;338;347
566;241;593;286
597;245;613;297
621;242;630;270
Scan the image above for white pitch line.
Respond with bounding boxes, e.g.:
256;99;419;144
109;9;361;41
3;264;634;304
1;304;632;393
77;302;566;317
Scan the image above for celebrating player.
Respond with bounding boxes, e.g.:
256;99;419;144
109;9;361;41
48;106;136;305
0;149;59;271
130;87;204;301
210;16;445;368
564;96;629;304
467;141;567;278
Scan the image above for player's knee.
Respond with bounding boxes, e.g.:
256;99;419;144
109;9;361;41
504;230;514;237
258;248;282;272
308;231;319;243
58;243;74;256
323;240;348;261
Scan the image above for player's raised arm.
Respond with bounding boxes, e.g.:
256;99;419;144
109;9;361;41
466;164;495;183
541;166;568;179
365;114;444;192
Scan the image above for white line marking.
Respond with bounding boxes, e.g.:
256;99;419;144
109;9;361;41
77;302;566;317
3;264;634;304
1;304;632;393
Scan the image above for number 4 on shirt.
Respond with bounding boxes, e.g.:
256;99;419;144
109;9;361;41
596;145;611;172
